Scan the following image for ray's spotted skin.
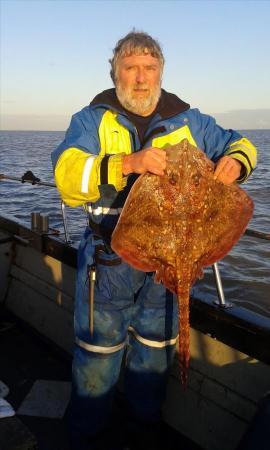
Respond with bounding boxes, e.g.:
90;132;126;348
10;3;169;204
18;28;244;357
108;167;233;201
111;140;254;384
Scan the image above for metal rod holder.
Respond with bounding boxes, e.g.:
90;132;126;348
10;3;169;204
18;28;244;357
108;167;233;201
40;214;49;233
212;262;233;308
31;212;41;231
61;201;72;244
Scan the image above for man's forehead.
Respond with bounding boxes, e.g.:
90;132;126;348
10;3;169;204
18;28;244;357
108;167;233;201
119;53;161;66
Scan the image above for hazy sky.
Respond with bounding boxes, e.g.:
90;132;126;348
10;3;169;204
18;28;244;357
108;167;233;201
1;0;270;130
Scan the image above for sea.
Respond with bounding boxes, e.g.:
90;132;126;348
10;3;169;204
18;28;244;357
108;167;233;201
0;130;269;318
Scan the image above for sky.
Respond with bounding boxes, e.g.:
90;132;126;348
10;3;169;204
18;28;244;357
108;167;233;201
1;0;270;130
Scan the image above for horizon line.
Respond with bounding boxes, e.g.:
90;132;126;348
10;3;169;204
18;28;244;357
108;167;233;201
2;128;270;132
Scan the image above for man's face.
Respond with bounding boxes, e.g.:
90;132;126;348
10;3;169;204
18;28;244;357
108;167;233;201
115;53;162;116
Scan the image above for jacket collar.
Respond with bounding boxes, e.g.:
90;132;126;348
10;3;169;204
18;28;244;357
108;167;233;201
90;88;190;119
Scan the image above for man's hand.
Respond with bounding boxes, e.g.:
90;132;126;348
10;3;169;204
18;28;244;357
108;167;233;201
214;156;242;185
123;147;167;176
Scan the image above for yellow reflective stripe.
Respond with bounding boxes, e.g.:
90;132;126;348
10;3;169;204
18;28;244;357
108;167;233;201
98;110;132;156
128;326;178;348
152;125;196;149
55;147;102;207
225;137;257;182
81;156;96;193
75;336;126;354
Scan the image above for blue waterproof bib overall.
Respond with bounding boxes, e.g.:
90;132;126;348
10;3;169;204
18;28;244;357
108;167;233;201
69;228;178;446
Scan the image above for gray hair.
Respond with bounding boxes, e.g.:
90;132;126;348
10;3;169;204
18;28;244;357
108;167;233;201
110;31;165;83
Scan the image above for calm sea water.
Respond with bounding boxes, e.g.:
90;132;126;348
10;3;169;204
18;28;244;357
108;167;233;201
0;130;269;318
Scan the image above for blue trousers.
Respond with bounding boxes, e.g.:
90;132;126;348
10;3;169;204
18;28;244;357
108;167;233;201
68;230;178;448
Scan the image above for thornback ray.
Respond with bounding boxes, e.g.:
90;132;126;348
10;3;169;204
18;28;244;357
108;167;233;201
111;140;254;384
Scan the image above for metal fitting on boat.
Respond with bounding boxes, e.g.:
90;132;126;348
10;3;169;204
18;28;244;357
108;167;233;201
31;212;49;233
31;212;41;231
40;214;49;233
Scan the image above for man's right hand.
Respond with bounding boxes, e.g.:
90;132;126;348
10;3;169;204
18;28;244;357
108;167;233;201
122;147;167;176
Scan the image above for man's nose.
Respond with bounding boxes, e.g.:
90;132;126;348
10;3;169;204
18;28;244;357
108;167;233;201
136;68;146;83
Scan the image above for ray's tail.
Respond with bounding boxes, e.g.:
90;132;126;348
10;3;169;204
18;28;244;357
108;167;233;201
177;282;191;386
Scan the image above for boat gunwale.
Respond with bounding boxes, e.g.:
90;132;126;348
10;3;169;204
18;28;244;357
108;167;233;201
1;212;269;366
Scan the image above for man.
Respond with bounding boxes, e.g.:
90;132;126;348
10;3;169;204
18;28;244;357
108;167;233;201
52;31;257;450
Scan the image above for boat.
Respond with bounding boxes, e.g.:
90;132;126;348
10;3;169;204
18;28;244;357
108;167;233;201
0;172;270;450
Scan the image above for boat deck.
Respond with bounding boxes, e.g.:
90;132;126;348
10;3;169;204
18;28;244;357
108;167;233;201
0;306;203;450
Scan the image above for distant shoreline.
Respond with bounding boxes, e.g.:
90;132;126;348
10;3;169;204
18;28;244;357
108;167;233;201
2;108;270;131
2;129;270;133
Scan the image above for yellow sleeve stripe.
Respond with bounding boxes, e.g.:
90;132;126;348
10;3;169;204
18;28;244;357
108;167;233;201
225;137;257;182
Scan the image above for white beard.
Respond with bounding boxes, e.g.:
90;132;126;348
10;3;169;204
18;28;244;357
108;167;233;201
115;81;161;116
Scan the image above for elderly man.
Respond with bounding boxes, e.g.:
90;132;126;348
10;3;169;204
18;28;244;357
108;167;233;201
52;31;257;450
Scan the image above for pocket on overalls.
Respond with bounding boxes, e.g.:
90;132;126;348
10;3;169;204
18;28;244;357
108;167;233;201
94;247;122;299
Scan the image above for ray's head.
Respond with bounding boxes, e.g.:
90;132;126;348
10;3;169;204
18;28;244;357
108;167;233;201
110;30;164;116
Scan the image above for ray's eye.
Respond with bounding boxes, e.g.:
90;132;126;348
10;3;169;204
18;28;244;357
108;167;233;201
169;173;179;185
192;172;202;187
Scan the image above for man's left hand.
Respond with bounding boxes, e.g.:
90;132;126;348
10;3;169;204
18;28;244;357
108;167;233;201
214;156;242;185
